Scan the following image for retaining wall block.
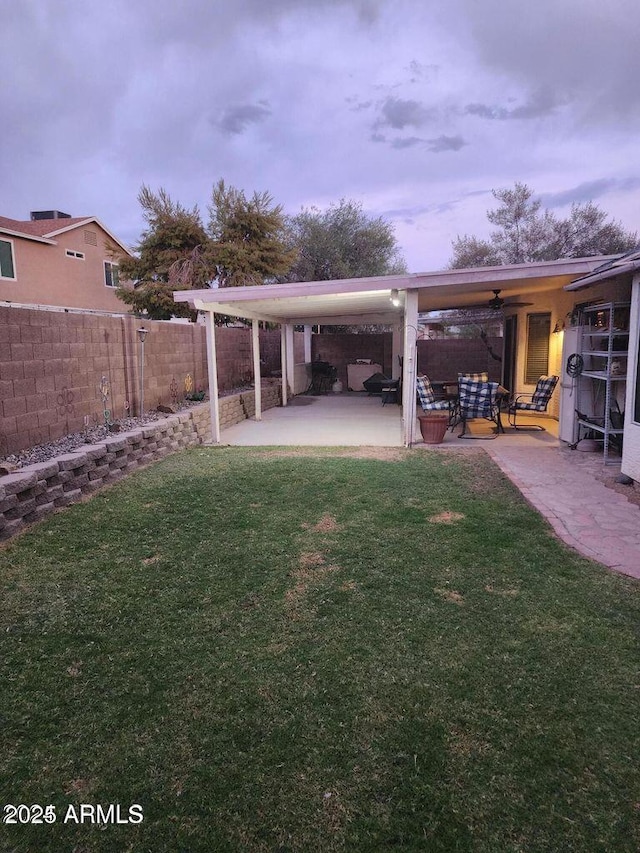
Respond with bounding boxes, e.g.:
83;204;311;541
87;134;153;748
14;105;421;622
0;494;19;513
2;471;38;495
6;497;37;519
56;452;89;471
26;460;61;480
0;519;24;541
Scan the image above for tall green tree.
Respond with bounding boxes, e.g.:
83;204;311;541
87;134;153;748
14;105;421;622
450;182;637;269
116;186;208;320
283;199;407;282
205;180;296;287
116;181;297;320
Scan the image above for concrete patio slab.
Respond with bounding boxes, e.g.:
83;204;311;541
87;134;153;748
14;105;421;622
220;393;403;446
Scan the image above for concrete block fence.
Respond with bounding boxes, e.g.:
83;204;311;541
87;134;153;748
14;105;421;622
0;385;281;541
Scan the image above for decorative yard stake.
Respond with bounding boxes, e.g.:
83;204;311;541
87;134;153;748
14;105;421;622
170;377;179;405
99;375;111;426
185;373;194;396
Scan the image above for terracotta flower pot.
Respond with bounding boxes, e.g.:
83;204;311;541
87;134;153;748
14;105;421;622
418;413;449;444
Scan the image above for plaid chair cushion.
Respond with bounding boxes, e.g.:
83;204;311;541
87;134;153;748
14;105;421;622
458;372;488;383
512;375;558;412
458;378;499;419
531;375;558;407
416;375;449;411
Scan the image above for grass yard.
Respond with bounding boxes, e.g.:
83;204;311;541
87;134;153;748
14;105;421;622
1;447;639;852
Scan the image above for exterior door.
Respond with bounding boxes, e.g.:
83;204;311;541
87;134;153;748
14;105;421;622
502;315;517;392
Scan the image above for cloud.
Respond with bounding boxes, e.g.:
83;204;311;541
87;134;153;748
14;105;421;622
378;96;431;129
465;88;560;121
426;135;467;153
390;136;426;149
540;177;640;208
217;103;272;135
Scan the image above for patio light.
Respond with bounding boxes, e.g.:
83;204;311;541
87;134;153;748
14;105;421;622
390;289;401;307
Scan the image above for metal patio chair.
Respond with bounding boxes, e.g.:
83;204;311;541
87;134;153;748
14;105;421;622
416;374;452;420
457;377;502;439
508;375;558;430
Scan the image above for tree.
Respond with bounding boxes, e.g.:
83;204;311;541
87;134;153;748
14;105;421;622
116;186;208;320
449;182;637;269
205;179;296;287
283;199;407;282
116;181;297;320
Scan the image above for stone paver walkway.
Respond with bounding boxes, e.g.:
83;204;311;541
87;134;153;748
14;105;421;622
488;445;640;579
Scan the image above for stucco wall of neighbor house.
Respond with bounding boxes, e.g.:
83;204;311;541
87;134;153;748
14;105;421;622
1;225;131;313
622;277;640;481
0;306;294;456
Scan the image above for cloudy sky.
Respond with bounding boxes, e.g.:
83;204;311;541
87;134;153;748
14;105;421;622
2;0;639;271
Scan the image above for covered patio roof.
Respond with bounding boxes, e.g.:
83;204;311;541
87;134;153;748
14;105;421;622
174;256;612;322
174;255;613;447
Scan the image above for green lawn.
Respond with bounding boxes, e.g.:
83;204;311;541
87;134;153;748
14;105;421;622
1;447;639;852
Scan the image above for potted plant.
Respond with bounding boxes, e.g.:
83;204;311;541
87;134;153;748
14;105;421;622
417;413;449;444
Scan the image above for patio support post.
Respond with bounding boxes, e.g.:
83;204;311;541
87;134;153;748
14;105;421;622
280;324;288;406
285;324;295;395
303;325;312;363
204;310;221;443
402;289;418;446
251;319;262;421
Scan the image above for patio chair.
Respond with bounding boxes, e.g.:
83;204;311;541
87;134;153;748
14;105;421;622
458;371;488;383
457;377;502;439
416;374;452;421
508;375;558;430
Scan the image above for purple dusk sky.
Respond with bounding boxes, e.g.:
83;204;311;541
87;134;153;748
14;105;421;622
3;0;639;271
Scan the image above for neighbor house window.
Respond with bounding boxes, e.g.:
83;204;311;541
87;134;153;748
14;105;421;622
525;312;551;384
104;261;119;288
66;249;85;260
0;238;16;279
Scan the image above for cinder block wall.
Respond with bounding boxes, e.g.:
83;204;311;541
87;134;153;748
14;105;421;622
0;306;293;455
311;334;393;387
0;386;282;541
417;339;503;383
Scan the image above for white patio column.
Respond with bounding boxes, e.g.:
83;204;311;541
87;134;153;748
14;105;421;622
280;324;288;406
402;289;419;446
303;324;312;363
251;319;262;421
392;321;403;379
285;324;295;395
205;310;221;443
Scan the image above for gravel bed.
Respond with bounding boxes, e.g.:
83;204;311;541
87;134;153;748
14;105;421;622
0;401;206;470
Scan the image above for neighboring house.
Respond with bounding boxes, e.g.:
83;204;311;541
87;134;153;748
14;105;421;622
0;210;133;313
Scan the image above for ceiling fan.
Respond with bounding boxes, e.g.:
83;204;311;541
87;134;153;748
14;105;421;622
488;289;533;311
434;289;534;313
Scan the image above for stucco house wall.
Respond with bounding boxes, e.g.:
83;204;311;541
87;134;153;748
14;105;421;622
0;215;132;313
506;278;632;420
622;276;640;481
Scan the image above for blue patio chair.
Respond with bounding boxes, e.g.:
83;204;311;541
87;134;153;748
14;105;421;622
508;375;559;430
416;375;452;419
457;377;502;439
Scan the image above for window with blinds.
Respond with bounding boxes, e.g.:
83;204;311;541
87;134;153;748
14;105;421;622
525;313;551;384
